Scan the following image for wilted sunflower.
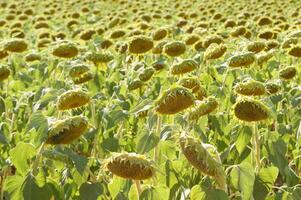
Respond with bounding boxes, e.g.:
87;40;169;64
233;98;271;122
265;81;281;95
52;41;78;58
163;41;186;57
46;116;88;144
73;72;93;85
155;86;194;115
138;68;155;82
128;36;153;54
234;79;266;96
247;41;266;53
228;52;256;68
85;52;114;64
179;133;226;189
152;28;168;41
3;38;28;53
0;65;10;81
57;90;90;110
288;45;301;57
25;52;41;62
204;43;227;60
128;79;144;91
187;96;218;121
69;64;90;78
105;152;154;180
279;66;297;80
171;59;198;75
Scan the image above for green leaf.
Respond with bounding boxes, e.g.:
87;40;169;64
63;148;88;175
292;188;301;200
108;176;127;199
136;132;160;154
9;142;36;175
140;185;169;200
190;185;229;200
25;111;48;144
230;162;255;200
21;173;52;200
79;182;103;200
259;166;279;188
101;137;119;152
236;126;252;155
3;175;23;200
0;96;6;115
253;176;269;200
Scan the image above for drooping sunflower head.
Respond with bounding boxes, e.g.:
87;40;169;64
171;59;198;75
179;77;207;100
279;66;297;80
128;36;154;54
186;96;218;122
0;65;10;81
52;41;78;58
46;116;89;144
204;43;227;60
246;41;266;53
57;90;90;111
152;28;168;41
73;72;94;85
228;52;256;68
85;51;114;64
265;81;281;95
163;41;186;57
69;64;90;78
234;79;266;96
179;133;224;178
233;97;271;122
105;152;154;180
138;68;155;82
25;52;42;62
155;86;194;115
128;79;144;91
288;45;301;57
3;38;28;53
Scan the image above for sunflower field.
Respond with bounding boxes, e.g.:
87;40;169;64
0;0;301;199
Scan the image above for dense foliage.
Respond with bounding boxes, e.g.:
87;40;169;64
0;0;301;199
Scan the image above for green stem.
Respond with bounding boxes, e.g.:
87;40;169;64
154;115;162;162
32;142;46;176
134;180;142;199
252;123;261;172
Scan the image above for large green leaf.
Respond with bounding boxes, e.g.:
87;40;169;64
79;182;103;200
3;175;23;200
190;185;229;200
136;131;160;154
230;162;255;200
25;111;48;144
21;173;52;200
9;142;36;175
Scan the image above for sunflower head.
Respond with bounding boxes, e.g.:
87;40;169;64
234;79;266;96
46;116;89;144
57;90;90;110
0;65;10;81
155;86;194;115
233;98;271;122
105;152;154;180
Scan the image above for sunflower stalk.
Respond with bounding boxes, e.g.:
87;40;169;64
134;180;142;199
32;142;46;176
154;115;162;162
252;123;261;172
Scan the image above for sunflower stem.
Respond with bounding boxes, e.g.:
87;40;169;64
154;115;162;162
252;123;261;172
31;142;46;176
134;180;142;199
